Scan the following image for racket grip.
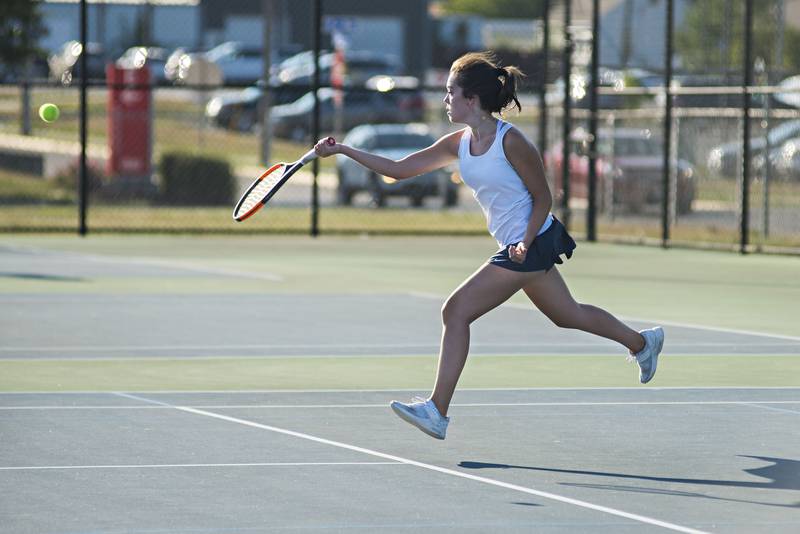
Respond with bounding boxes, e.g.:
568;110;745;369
300;148;318;164
300;138;336;165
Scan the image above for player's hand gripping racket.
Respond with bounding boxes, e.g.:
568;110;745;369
233;137;335;222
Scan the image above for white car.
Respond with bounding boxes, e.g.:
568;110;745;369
336;124;459;208
204;41;264;85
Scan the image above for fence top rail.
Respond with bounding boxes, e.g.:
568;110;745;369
593;85;800;96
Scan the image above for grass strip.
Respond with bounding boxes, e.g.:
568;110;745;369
1;355;798;392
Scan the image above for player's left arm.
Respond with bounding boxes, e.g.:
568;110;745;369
504;128;553;249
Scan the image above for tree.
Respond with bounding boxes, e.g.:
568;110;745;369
438;0;545;19
676;0;800;78
0;0;48;74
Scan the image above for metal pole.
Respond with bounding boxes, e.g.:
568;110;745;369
586;0;599;242
763;81;771;240
260;0;274;165
311;0;321;237
741;0;753;254
79;0;88;236
561;0;572;230
662;0;674;247
538;0;549;154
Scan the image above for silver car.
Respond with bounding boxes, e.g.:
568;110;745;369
336;124;459;208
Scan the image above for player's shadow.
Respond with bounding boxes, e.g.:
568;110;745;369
459;456;800;508
1;272;83;282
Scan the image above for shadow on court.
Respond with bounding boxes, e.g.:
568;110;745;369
0;272;84;282
459;456;800;508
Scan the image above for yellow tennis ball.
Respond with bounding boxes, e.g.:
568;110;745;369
39;103;60;123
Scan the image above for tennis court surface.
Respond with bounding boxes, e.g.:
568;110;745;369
1;235;799;533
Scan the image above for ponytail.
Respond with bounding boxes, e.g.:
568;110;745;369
450;51;525;114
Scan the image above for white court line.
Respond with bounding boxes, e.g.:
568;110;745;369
740;403;800;416
2;245;283;282
0;461;399;471
2;341;798;355
3;400;800;411
408;292;800;342
3;386;800;395
114;392;707;534
0;341;615;354
85;255;285;282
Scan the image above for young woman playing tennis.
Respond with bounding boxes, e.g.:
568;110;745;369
314;51;664;440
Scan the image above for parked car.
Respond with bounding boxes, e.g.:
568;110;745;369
205;86;263;131
766;136;800;180
548;68;661;109
545;128;696;214
204;41;265;86
0;51;49;82
164;46;206;83
706;119;800;178
270;49;400;105
48;40;108;85
116;46;169;84
206;75;425;134
336;124;459;207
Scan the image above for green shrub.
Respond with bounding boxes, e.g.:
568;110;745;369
159;152;234;205
52;160;106;197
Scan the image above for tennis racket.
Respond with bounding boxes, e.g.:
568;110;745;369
233;137;335;222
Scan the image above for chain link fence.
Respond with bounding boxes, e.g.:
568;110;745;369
1;0;798;252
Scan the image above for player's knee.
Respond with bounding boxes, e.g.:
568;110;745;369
441;297;470;325
549;306;584;329
550;315;577;329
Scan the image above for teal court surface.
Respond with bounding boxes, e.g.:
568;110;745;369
1;235;799;533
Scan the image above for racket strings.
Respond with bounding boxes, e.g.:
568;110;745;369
236;165;286;217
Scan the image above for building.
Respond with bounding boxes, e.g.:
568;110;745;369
200;0;432;78
40;0;201;57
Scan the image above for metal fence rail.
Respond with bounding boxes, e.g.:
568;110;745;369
1;0;799;254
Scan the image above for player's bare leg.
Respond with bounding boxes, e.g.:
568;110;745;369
430;263;538;416
522;267;645;352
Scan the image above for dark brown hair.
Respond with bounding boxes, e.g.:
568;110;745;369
450;51;524;114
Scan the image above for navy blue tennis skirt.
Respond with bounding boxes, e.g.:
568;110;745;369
489;217;577;273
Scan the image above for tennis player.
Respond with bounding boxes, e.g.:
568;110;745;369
314;51;664;440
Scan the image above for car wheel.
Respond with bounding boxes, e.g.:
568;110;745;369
677;182;695;214
290;126;306;143
444;186;458;207
337;185;353;206
368;174;386;208
237;111;255;132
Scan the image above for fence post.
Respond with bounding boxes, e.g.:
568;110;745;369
311;0;322;237
662;0;674;248
586;0;599;242
79;0;89;236
741;0;753;254
560;0;572;231
538;0;549;154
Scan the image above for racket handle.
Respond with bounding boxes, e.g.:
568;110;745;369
300;148;318;165
300;137;336;165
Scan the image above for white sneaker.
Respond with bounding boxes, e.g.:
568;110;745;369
628;326;665;384
390;396;449;440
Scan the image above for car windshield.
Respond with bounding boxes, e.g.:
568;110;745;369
206;43;238;62
612;137;659;156
768;120;800;143
374;133;433;149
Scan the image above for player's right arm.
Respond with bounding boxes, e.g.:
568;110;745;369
314;129;463;180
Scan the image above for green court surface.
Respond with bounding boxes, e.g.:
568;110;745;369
3;234;799;534
1;234;798;392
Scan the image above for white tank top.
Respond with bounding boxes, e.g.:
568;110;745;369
458;120;553;247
